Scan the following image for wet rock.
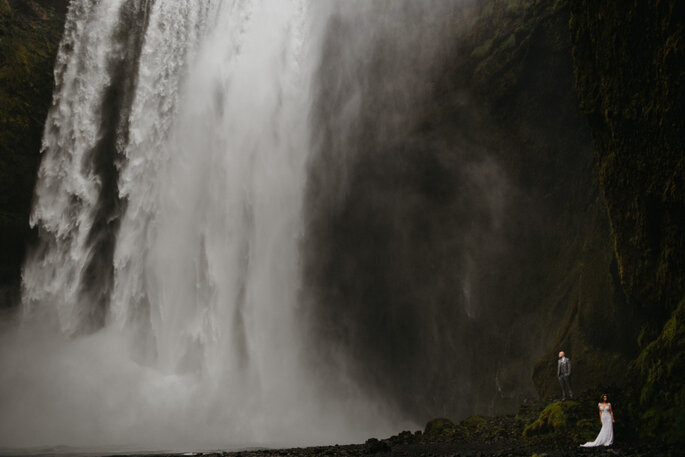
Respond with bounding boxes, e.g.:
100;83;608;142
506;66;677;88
424;418;457;441
363;438;390;454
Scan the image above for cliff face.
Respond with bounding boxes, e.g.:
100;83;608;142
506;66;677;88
304;0;636;420
0;0;68;306
444;0;639;404
569;0;685;443
571;0;684;330
459;0;639;402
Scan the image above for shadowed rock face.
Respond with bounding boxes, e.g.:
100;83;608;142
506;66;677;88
0;0;69;307
571;0;684;325
302;0;635;422
570;0;685;444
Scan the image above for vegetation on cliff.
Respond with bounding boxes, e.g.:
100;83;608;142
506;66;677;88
448;0;639;406
403;0;684;444
634;298;685;443
303;0;637;421
461;1;684;445
435;0;676;417
0;0;68;306
570;0;685;444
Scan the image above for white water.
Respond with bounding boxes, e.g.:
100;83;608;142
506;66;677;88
1;0;411;449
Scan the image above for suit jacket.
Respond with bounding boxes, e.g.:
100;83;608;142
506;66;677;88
557;357;571;377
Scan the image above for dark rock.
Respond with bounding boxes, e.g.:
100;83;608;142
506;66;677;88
569;0;685;445
363;438;390;454
0;0;68;305
424;418;457;441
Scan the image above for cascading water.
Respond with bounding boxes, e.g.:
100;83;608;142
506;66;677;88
1;0;413;450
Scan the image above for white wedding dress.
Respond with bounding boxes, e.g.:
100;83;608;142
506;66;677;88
580;405;614;447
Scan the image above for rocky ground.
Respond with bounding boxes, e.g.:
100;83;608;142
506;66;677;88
25;396;675;457
7;438;678;457
96;435;677;457
207;441;675;457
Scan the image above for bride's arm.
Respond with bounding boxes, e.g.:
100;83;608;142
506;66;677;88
609;403;615;422
598;403;602;421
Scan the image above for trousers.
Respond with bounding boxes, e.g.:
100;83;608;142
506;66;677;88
559;375;573;399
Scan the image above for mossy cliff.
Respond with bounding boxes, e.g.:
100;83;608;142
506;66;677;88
438;0;639;411
0;0;68;306
571;1;684;324
569;0;685;444
438;0;684;443
304;0;635;419
420;0;638;418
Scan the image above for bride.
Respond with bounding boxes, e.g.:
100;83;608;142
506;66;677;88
580;394;615;447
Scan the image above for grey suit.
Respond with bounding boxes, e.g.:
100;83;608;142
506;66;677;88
557;356;573;399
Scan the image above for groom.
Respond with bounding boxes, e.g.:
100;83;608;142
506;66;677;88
557;351;573;400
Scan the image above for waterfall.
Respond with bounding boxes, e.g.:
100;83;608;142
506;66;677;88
2;0;411;449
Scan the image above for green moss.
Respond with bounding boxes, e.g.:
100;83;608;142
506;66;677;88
574;418;599;442
0;0;67;294
633;297;685;443
423;418;456;440
461;415;487;429
456;415;498;438
522;401;580;437
501;33;516;50
0;0;10;15
471;37;494;59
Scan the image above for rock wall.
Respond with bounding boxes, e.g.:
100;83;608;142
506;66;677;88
569;0;685;444
304;0;635;419
458;0;638;402
0;0;68;307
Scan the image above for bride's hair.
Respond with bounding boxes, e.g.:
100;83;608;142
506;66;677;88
601;393;608;401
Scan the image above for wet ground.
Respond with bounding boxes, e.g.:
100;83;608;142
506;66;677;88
89;440;677;457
